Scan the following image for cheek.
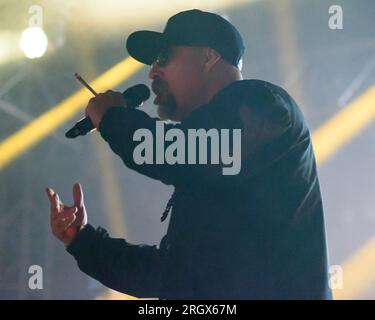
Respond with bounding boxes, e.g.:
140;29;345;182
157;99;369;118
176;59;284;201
166;64;202;98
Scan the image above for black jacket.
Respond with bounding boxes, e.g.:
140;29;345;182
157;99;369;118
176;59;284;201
67;79;332;299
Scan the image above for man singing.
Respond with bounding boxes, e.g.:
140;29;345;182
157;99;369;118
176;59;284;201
46;9;332;299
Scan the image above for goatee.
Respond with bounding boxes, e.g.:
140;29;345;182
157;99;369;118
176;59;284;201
157;97;178;120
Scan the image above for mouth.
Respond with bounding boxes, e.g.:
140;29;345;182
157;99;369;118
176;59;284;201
151;81;165;105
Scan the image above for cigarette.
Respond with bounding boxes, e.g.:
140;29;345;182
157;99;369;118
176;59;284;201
74;72;98;96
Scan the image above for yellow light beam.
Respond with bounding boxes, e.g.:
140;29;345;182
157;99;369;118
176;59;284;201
333;236;375;300
311;85;375;300
0;57;143;170
95;289;140;300
312;85;375;164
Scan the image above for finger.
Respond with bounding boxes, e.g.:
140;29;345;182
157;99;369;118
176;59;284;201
46;188;62;215
73;183;84;207
51;206;77;223
112;92;125;104
54;213;76;232
64;206;78;215
85;98;98;116
45;187;53;202
63;214;76;231
92;94;105;102
61;214;77;232
88;97;96;104
63;206;78;221
52;193;62;214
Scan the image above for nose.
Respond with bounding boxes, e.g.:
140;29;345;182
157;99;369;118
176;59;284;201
148;62;160;80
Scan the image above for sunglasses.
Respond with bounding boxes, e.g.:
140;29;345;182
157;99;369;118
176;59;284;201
155;46;173;67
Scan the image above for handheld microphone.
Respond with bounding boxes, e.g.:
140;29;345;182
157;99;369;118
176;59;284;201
65;84;150;139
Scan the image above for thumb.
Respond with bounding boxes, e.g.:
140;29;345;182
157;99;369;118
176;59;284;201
72;183;84;207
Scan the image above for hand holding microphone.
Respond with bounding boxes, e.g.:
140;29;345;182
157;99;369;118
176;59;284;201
65;73;150;138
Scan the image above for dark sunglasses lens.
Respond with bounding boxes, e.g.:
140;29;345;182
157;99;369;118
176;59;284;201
156;47;170;66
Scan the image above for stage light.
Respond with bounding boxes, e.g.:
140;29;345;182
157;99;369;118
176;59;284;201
19;27;48;59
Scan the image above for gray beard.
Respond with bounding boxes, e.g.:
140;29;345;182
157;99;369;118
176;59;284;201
157;95;178;120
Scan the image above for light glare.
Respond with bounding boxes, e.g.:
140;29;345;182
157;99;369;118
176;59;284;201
19;27;48;59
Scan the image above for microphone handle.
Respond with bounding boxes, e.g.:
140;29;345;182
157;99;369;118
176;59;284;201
65;97;132;139
66;117;95;138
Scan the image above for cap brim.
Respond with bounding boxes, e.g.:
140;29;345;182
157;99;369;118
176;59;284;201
126;31;167;65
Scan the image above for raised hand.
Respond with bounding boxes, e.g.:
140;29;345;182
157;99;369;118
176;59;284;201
46;183;88;247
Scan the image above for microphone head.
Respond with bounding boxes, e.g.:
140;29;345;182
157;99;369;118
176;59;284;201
122;84;150;108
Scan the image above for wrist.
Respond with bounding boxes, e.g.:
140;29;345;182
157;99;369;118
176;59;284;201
64;224;87;247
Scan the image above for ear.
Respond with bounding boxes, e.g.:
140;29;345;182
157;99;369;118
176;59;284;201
203;48;221;72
